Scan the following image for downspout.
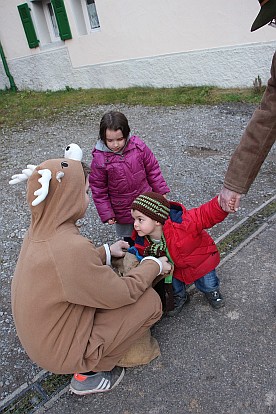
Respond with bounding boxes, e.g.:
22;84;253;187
0;41;17;91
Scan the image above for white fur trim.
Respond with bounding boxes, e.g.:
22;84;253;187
140;256;162;275
104;244;111;266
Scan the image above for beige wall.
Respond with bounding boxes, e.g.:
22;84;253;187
1;0;276;90
67;0;276;67
1;0;275;64
0;0;39;58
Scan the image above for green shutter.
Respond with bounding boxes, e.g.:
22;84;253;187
18;3;39;48
51;0;72;40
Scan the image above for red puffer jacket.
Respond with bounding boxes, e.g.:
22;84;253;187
89;136;170;224
132;196;228;284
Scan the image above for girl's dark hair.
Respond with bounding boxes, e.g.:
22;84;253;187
81;162;91;180
99;111;130;144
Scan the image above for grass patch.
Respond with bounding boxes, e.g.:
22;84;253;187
40;373;71;395
1;389;44;414
0;86;264;129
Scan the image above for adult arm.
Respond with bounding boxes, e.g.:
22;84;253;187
59;237;168;310
220;52;276;211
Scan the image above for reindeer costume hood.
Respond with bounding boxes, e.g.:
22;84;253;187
10;144;162;374
26;158;87;240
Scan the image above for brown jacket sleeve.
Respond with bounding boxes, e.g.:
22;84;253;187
224;52;276;194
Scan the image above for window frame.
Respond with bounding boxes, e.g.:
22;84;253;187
43;0;60;41
81;0;100;32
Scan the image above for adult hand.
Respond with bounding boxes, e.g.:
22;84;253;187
219;186;242;213
158;256;172;275
110;240;129;257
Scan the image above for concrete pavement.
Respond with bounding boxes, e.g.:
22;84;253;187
31;210;276;413
1;102;275;414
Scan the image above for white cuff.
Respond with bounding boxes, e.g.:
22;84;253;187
104;244;111;266
140;256;162;275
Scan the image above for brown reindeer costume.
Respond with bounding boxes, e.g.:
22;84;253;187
10;145;163;381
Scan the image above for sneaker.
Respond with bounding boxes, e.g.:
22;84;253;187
205;290;225;309
166;293;190;317
69;366;125;395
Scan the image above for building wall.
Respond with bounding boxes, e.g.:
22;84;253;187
0;0;276;91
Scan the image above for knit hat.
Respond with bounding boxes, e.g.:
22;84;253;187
131;192;170;224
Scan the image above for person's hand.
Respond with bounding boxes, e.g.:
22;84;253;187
158;256;172;275
110;240;130;257
108;218;116;225
219;186;242;213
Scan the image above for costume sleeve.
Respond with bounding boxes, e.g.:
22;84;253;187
59;237;161;309
141;142;170;194
186;196;228;231
89;152;115;223
224;52;276;194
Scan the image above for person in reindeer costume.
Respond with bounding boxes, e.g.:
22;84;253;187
9;144;171;395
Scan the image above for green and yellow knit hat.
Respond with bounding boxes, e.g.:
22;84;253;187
131;192;170;224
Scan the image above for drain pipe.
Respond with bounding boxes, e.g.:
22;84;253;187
0;41;17;91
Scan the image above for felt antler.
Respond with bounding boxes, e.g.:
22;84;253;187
9;165;37;185
9;143;83;206
32;169;52;206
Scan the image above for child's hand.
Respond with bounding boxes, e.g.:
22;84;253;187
218;187;242;213
110;240;130;257
108;218;116;225
228;197;238;212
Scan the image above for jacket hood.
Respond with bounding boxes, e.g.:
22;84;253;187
27;158;86;240
168;201;185;223
94;134;131;153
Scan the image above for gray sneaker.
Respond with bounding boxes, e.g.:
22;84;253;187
69;367;125;395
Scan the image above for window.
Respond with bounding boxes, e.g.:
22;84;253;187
44;0;60;40
86;0;100;30
70;0;100;36
24;0;72;47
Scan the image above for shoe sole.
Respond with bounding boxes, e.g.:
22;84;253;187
210;301;225;309
69;368;125;395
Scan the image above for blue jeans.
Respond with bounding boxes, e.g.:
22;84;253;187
172;269;220;296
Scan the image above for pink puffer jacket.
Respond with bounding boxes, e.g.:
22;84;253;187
89;135;170;224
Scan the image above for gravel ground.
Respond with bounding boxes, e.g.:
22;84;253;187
0;103;275;402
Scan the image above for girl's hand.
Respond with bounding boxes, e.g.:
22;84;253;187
110;240;130;257
108;218;116;225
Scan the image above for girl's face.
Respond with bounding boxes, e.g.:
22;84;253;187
131;209;161;238
84;178;90;212
105;129;126;153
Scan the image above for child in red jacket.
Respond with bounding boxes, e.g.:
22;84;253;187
130;192;229;316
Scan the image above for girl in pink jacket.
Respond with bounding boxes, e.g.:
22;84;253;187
89;111;170;242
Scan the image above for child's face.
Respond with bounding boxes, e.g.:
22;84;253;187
84;178;90;212
105;129;126;153
131;209;160;237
